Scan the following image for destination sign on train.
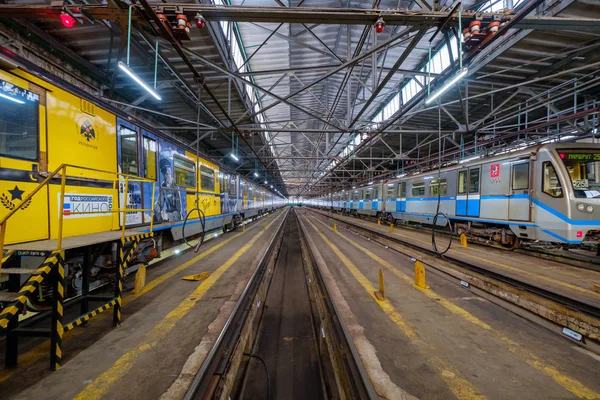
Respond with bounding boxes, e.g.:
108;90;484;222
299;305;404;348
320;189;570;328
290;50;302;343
561;153;600;161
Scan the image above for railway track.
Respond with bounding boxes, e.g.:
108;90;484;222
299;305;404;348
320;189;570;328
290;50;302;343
306;208;600;354
184;208;375;400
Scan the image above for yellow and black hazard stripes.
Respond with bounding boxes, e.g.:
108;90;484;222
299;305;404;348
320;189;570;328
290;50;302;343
50;253;66;371
114;237;141;326
64;299;118;333
0;250;62;331
124;232;152;243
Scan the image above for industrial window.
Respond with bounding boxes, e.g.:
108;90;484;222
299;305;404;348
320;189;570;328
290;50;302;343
173;155;196;188
412;180;425;196
469;169;480;193
542;162;563;198
0;82;38;161
365;190;371;200
120;125;138;175
430;178;447;196
398;182;406;197
458;171;467;194
512;163;529;190
142;137;156;180
200;166;215;191
387;185;395;199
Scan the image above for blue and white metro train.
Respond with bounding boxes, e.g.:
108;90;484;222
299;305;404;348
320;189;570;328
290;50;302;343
308;143;600;247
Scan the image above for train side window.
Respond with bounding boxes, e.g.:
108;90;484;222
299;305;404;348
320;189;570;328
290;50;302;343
120;125;138;175
0;83;39;161
142;137;156;180
200;166;215;191
512;163;529;190
173;155;196;188
458;171;467;194
430;178;447;196
229;178;236;196
398;182;406;197
542;162;563;198
373;187;379;199
387;185;395;199
412;180;425;196
469;169;480;193
365;190;371;200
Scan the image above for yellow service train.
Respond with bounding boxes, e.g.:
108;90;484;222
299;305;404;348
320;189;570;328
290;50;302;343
0;53;284;299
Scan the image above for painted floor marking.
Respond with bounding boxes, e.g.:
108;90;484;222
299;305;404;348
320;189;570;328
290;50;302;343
0;212;282;386
313;216;600;400
73;214;281;400
305;217;485;400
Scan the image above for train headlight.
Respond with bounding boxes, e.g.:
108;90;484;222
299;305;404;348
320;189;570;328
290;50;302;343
587;205;594;213
577;203;585;212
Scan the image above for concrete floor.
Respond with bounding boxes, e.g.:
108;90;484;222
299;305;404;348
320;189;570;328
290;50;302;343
317;210;600;308
0;210;286;400
297;209;600;400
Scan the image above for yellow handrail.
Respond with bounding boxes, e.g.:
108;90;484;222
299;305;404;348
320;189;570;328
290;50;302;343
0;164;156;276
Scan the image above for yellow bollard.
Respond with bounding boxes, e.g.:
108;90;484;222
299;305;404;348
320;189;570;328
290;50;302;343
263;225;266;232
414;260;430;289
594;284;600;294
134;264;147;294
374;269;385;301
377;218;381;226
389;223;394;233
460;233;468;248
333;222;337;233
243;223;246;232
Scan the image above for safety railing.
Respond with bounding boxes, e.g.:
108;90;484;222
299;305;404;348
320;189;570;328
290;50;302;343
0;164;156;275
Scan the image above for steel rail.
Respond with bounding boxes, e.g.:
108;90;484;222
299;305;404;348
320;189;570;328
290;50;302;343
307;209;600;319
296;210;377;400
184;209;289;400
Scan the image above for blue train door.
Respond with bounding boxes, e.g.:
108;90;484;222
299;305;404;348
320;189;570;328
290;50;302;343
456;167;480;217
467;167;481;217
456;170;467;216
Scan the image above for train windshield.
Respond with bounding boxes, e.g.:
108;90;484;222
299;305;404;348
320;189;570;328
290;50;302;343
558;151;600;198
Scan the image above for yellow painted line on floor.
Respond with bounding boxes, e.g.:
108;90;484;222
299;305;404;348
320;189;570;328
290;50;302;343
304;217;485;400
314;217;600;400
0;212;282;386
73;215;281;400
332;214;600;298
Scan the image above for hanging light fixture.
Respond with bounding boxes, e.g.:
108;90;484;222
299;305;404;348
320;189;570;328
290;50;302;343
118;62;161;100
425;67;468;105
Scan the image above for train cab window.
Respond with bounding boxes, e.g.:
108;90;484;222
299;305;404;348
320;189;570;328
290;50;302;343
412;180;425;196
559;151;600;198
458;171;467;194
142;137;156;180
398;182;406;197
173;155;196;188
0;83;39;161
469;169;480;193
512;163;529;190
200;166;215;191
120;126;138;175
430;178;447;196
364;190;371;200
542;162;563;198
387;184;395;199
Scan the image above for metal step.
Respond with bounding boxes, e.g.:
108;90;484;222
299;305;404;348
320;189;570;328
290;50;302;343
0;292;19;302
0;268;42;275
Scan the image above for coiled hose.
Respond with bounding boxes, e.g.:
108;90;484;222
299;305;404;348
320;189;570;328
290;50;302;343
431;210;453;255
182;207;206;253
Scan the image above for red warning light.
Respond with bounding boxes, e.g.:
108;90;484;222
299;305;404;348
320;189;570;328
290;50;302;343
375;17;385;34
576;231;583;238
559;153;565;159
60;12;76;28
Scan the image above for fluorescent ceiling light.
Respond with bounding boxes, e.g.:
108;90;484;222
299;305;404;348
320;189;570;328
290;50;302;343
0;92;25;104
459;155;481;164
254;172;259;177
118;61;161;101
230;153;239;161
425;68;468;105
396;173;406;178
264;180;268;184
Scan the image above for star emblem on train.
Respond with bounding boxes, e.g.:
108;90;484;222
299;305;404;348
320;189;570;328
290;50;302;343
1;185;31;211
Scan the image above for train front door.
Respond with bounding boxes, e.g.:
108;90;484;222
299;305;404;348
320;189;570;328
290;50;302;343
508;162;530;221
456;167;481;217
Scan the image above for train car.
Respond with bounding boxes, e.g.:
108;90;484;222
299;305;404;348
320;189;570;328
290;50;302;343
0;61;283;302
330;143;600;248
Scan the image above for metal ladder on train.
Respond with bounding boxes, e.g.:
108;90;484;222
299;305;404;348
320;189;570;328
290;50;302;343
0;164;154;370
